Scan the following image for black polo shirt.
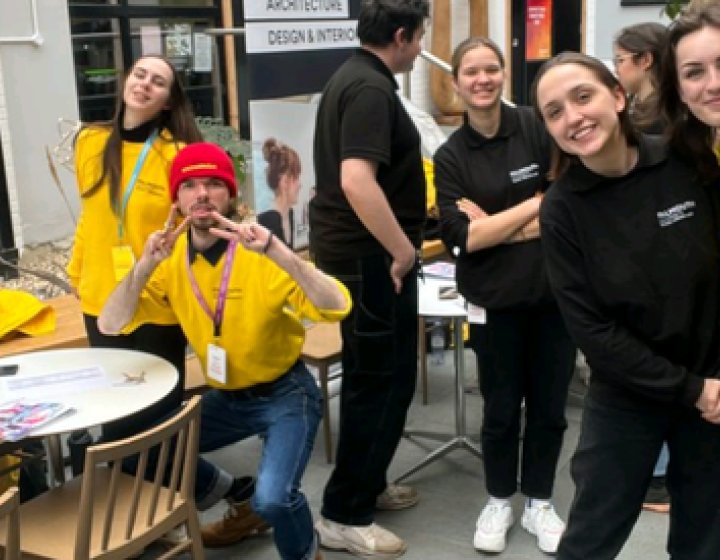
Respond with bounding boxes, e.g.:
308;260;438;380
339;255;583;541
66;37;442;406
435;103;553;309
310;49;426;262
541;135;720;408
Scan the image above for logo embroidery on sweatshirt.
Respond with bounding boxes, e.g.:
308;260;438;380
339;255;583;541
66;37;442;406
509;163;540;184
657;200;696;228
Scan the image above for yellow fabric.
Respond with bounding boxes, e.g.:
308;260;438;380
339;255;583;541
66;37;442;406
0;455;20;493
67;126;183;333
146;235;352;390
0;289;56;339
424;157;436;213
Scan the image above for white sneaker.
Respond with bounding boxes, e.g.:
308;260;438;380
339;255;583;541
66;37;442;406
521;503;566;553
315;516;407;559
473;502;514;553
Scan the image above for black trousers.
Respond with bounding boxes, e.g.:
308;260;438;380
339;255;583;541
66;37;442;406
83;314;186;442
469;305;576;499
317;254;418;525
557;390;720;560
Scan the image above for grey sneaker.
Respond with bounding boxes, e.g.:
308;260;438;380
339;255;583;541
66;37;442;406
315;516;407;559
375;484;419;511
473;502;514;553
521;503;565;553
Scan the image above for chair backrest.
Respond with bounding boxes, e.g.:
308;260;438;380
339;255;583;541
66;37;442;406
0;487;20;560
76;395;202;559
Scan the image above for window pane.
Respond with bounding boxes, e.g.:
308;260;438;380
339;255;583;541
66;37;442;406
71;17;122;121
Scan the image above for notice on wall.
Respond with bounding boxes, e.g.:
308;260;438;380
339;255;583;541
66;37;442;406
245;0;348;20
140;25;162;56
165;23;192;57
245;20;358;54
193;32;212;72
526;0;553;61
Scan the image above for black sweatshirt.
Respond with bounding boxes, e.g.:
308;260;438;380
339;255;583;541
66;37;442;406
541;135;720;408
435;104;554;309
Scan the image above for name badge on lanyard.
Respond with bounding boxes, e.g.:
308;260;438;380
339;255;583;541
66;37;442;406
111;245;136;282
186;239;237;386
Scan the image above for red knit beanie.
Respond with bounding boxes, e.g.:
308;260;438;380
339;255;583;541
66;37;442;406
169;142;237;201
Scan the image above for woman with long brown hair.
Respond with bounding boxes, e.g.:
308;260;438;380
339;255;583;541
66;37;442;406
67;55;202;443
533;51;720;560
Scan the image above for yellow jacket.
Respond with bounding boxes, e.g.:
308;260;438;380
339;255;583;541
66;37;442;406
146;235;352;389
67;126;181;332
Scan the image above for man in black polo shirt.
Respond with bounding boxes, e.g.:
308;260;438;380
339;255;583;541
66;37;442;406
310;1;429;558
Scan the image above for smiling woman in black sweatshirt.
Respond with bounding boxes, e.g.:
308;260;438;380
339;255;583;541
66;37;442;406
533;51;720;560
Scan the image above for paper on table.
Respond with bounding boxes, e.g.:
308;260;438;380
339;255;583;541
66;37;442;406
2;365;110;400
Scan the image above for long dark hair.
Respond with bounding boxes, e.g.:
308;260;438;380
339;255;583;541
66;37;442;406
81;55;203;208
660;5;720;183
614;22;667;132
530;52;639;181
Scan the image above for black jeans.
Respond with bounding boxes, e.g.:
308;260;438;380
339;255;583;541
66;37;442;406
469;305;575;499
317;253;418;525
83;315;186;442
558;390;720;560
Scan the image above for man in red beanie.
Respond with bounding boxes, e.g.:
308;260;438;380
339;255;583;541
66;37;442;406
99;142;351;560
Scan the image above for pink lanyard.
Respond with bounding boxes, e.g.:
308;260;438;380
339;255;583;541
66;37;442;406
185;239;237;339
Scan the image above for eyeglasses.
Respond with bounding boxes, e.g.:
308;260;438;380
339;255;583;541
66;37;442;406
613;54;638;67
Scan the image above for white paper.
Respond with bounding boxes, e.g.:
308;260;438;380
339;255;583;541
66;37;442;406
140;25;162;56
2;366;110;400
193;32;212;72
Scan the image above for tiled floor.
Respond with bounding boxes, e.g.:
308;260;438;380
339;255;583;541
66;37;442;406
158;349;670;559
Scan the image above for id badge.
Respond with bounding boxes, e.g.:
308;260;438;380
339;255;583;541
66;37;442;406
111;245;135;282
207;342;227;385
466;302;487;324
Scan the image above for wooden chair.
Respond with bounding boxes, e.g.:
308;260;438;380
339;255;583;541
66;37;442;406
0;487;20;560
301;322;343;464
11;396;204;560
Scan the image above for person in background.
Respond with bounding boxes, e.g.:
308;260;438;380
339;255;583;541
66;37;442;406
434;37;575;555
310;1;429;557
613;21;671;514
257;137;301;247
67;55;200;444
613;22;668;134
533;51;720;560
99;142;352;560
67;56;265;547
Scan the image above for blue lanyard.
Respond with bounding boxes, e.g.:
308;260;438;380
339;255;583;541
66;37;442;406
116;129;158;240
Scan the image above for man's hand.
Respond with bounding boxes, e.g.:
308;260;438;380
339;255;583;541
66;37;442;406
390;243;416;295
142;205;189;266
209;212;273;254
696;378;720;424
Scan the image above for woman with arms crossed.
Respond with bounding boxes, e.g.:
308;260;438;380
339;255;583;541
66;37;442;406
533;51;720;560
434;37;576;555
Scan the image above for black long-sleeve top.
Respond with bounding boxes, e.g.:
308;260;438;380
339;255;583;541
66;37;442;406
435;104;554;309
540;135;720;408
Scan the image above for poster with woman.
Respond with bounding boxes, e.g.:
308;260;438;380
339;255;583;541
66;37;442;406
249;98;319;250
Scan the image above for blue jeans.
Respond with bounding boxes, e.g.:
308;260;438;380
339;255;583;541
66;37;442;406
195;361;322;560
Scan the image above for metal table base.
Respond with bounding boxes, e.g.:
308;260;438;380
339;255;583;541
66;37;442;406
395;317;482;483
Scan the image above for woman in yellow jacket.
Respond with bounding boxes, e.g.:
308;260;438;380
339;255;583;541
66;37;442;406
68;55;202;442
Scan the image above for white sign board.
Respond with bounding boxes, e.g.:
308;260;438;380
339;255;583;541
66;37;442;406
245;0;349;20
246;20;359;54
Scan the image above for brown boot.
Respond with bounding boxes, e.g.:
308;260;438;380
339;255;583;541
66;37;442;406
201;498;271;548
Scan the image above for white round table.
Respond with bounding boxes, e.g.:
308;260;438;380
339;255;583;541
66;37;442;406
0;348;178;483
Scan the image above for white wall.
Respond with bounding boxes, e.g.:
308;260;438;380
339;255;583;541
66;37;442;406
0;0;79;248
590;0;671;59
